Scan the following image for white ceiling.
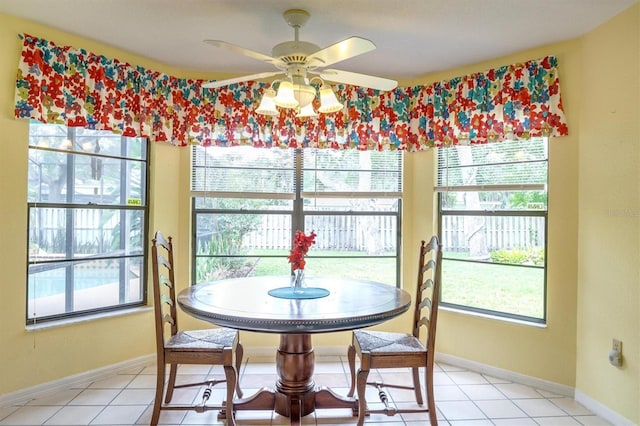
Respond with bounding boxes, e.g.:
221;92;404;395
0;0;636;81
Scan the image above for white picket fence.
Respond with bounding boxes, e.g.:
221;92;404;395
31;209;544;253
441;215;545;251
243;214;398;251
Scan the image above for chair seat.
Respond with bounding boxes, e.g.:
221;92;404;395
354;330;426;353
167;328;238;351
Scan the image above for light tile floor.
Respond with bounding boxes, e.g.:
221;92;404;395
0;355;612;425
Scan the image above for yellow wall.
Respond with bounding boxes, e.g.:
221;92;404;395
0;6;638;423
576;4;639;422
0;14;182;393
400;43;582;388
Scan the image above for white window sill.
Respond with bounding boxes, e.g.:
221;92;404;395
25;306;153;331
440;305;547;328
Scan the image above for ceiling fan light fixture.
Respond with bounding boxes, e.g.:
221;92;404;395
273;81;299;108
317;85;343;114
256;88;279;116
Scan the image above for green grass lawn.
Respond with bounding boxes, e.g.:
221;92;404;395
442;256;544;319
197;249;545;320
249;250;398;284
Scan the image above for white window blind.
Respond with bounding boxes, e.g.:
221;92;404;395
191;146;403;199
436;138;548;193
191;146;295;198
302;149;403;198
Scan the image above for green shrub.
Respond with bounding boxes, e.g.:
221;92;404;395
528;248;545;266
490;248;545;265
490;249;529;264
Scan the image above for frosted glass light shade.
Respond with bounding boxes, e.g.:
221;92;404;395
274;81;299;108
293;84;317;108
255;89;279;116
296;103;318;118
317;86;343;113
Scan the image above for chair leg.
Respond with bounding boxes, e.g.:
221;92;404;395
151;361;165;426
355;368;370;426
411;366;424;405
164;363;178;403
235;342;244;398
346;344;356;397
425;368;437;425
223;364;237;426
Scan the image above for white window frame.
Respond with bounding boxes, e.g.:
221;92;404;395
190;146;403;287
27;122;148;324
436;138;548;323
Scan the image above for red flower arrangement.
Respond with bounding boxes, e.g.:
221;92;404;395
288;230;317;270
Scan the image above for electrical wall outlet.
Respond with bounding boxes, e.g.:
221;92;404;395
612;339;622;354
609;339;623;367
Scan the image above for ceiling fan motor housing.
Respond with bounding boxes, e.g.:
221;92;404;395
271;41;321;65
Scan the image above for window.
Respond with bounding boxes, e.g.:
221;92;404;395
437;138;548;322
27;122;148;324
191;146;402;286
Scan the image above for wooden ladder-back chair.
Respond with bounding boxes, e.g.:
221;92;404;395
151;231;244;426
347;236;443;425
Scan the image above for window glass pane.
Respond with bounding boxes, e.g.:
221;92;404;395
196;256;290;282
195;213;293;283
437;138;547;188
27;122;148;323
438;137;547;322
304;197;399;212
74;130;146;160
305;214;397;254
192;147;402;287
27;257;143;319
28;150;145;205
441;259;544;318
440;190;548;211
29;207;144;261
29;122;145;160
303;149;402;193
441;214;546;262
194;197;293;211
196;213;292;255
192;146;294;193
303;257;397;285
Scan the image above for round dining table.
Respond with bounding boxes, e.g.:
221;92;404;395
177;275;411;425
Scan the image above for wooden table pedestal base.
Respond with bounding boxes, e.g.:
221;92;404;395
229;333;358;425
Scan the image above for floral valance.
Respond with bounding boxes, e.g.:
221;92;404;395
14;33;568;150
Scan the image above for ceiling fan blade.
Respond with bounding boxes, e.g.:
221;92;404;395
202;71;282;89
318;69;398;91
203;40;284;67
307;36;376;67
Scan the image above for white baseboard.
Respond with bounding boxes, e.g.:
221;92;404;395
435;352;575;397
0;354;155;407
575;389;636;426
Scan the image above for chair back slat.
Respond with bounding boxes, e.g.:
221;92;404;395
160;275;172;288
162;312;175;326
157;254;171;270
417;317;430;330
154;230;169;249
161;293;174;307
151;230;179;356
418;297;432;313
411;236;443;359
419;277;434;292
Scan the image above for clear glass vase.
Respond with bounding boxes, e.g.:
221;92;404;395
291;269;306;294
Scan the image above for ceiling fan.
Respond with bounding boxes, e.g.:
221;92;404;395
201;8;398;96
